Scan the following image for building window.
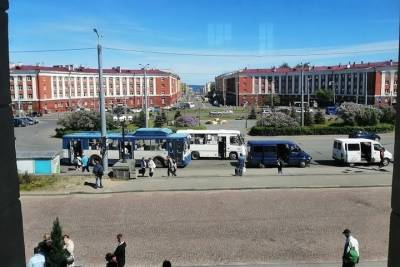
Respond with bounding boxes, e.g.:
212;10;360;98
10;76;14;82
28;94;33;99
18;76;22;81
19;94;23;99
27;76;32;81
18;85;23;90
161;98;165;104
27;85;32;90
150;99;153;105
10;85;14;90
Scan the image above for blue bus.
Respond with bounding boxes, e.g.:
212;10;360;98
247;140;312;168
62;128;192;167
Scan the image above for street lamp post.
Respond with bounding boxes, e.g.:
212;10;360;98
139;64;150;128
93;28;108;173
300;63;304;127
329;71;336;105
67;65;72;111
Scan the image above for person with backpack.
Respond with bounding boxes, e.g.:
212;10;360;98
167;156;177;177
342;229;359;267
93;159;104;189
140;157;147;177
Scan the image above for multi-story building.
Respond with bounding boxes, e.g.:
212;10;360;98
215;60;398;106
9;64;182;113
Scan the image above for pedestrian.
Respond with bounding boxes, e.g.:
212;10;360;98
93;159;104;189
75;155;82;171
236;153;245;176
28;247;45;267
38;233;52;266
148;158;156;177
277;158;283;175
114;233;126;267
81;154;90;173
379;148;385;168
342;229;360;267
140;157;147;177
162;260;172;267
167;156;177;177
105;253;118;267
63;234;75;267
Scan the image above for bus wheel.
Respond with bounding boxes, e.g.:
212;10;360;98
191;151;200;160
229;152;238;160
299;161;306;168
153;157;165;168
383;158;390;166
90;154;102;166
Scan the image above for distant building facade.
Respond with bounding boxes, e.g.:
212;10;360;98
9;64;182;113
215;60;398;106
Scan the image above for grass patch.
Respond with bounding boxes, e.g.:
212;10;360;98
19;173;58;191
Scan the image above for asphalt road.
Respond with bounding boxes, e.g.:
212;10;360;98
22;188;390;266
14;116;395;164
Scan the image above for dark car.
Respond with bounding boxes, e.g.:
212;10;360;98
19;117;37;125
14;118;27;127
349;130;381;141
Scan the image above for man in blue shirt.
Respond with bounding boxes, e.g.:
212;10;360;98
27;247;45;267
81;154;90;172
237;153;245;176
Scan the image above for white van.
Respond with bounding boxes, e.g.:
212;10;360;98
332;138;393;166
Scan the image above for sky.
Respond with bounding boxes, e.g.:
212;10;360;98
8;0;400;84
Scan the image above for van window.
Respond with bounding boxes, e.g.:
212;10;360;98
253;146;263;154
333;142;337;149
347;144;360;151
337;142;342;150
374;144;382;151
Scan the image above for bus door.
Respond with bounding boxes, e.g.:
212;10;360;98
118;140;133;159
70;140;82;162
218;136;226;159
171;140;184;162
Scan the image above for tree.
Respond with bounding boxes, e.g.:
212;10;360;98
174;110;182;120
133;111;146;128
161;110;168;124
57;110;117;131
314;110;326;124
48;217;67;267
256;112;299;128
304;108;314;126
154;115;165;127
279;63;290;68
380;107;396;124
248;106;257;119
295;62;311;68
315;89;334;107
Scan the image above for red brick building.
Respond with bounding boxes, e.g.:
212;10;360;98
215;60;398;107
9;64;182;113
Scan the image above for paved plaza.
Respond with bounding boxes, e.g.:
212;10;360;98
22;187;390;266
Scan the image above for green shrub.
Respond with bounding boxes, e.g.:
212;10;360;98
19;172;33;184
153;115;165;127
48;217;68;267
337;102;382;126
380;107;396;124
304;108;314;126
174;110;182;120
249;124;394;136
314;110;326;124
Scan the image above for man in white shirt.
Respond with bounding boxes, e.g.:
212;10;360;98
27;247;45;267
342;229;360;267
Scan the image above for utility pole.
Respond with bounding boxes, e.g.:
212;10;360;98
364;70;368;105
140;64;150;128
68;65;72;111
93;28;108;173
300;63;304;126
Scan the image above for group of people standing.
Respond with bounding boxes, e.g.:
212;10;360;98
73;154;90;172
28;233;75;267
139;156;177;178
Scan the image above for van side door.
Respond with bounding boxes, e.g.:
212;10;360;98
372;143;382;163
263;145;277;166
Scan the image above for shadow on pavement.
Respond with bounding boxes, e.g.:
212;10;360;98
84;181;97;189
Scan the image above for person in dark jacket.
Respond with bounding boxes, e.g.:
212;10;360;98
114;233;126;267
105;253;118;267
93;159;104;189
37;233;52;266
277;158;283;175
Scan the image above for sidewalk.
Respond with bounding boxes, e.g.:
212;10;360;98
24;165;392;195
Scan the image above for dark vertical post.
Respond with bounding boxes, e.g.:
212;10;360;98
388;34;400;267
0;1;26;265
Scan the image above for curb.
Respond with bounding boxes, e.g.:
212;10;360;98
20;184;391;197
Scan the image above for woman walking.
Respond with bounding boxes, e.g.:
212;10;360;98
148;158;156;177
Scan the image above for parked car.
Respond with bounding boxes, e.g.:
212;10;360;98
19;117;36;125
349;130;381;141
14;118;27;127
325;106;338;115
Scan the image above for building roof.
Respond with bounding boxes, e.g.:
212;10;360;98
217;60;398;78
16;150;61;159
10;64;180;78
